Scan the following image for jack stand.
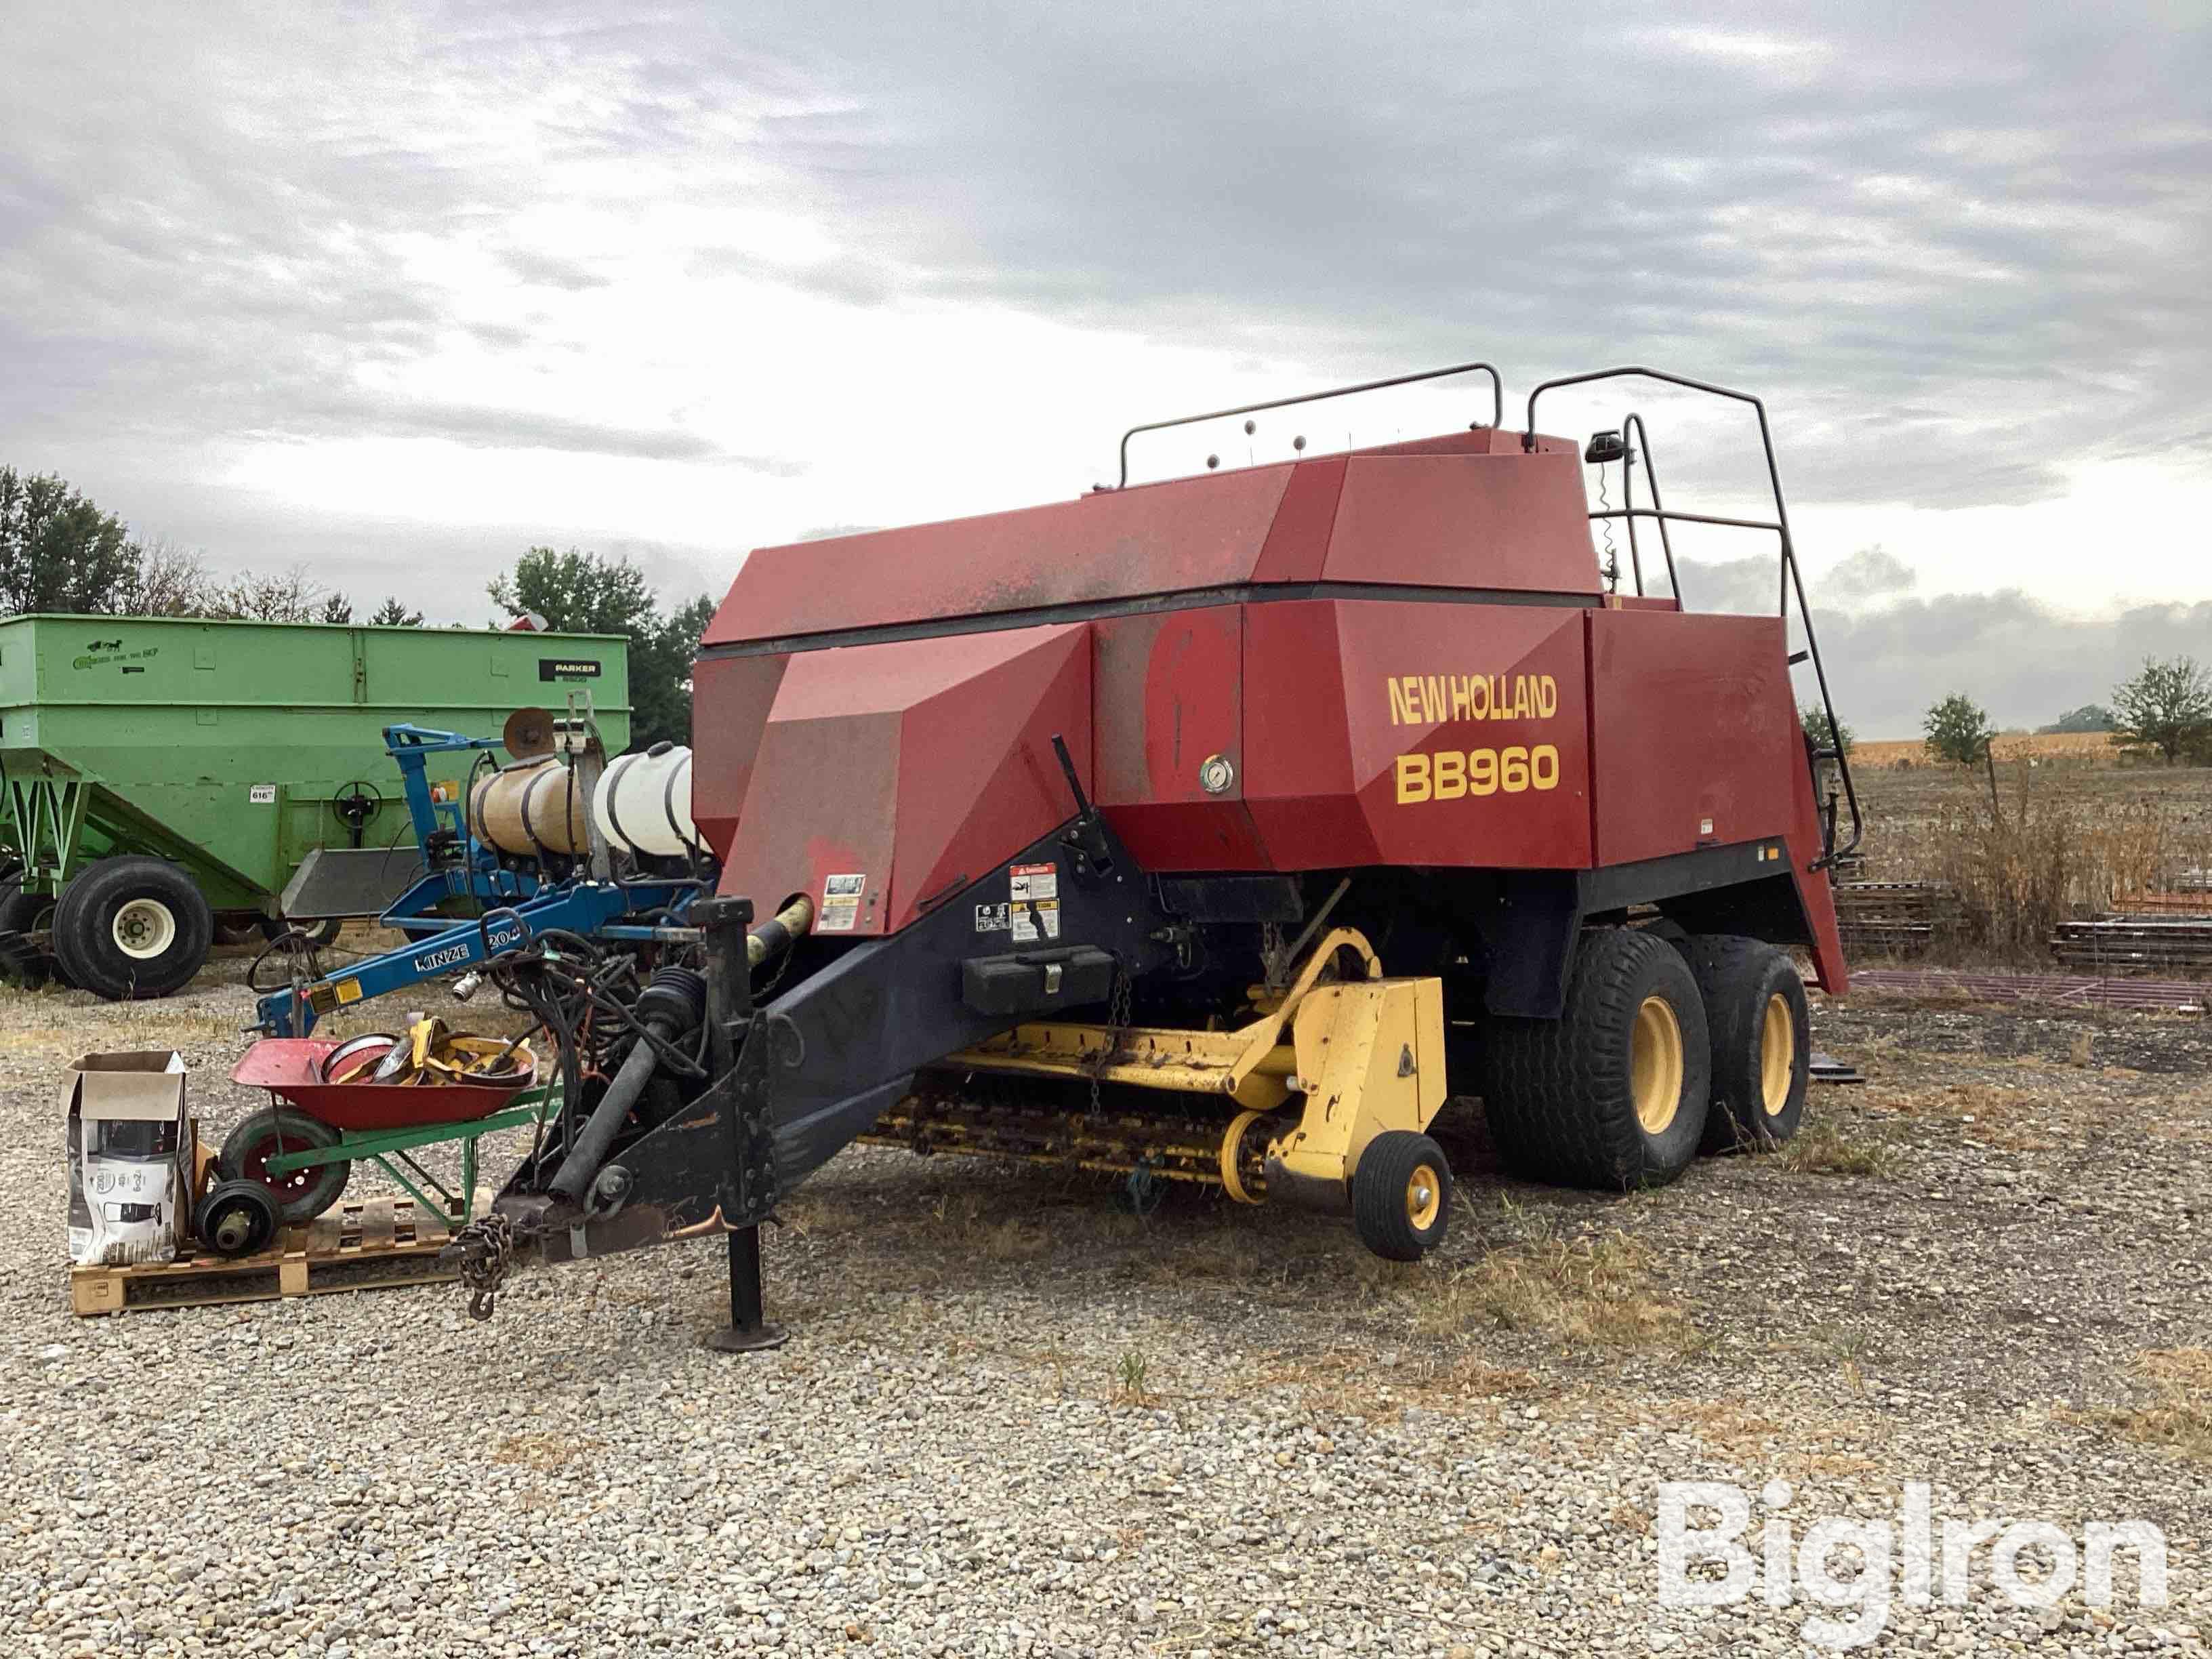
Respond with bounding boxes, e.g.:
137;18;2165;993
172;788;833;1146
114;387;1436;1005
703;1225;785;1353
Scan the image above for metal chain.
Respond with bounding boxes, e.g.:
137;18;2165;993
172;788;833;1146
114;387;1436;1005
452;1210;516;1321
1595;466;1620;591
1086;963;1134;1113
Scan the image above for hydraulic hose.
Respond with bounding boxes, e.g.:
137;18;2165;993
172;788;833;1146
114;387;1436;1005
748;895;814;966
544;897;814;1206
548;968;705;1204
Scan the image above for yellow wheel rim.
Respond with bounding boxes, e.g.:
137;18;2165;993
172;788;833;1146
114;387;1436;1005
1631;994;1685;1134
1759;993;1795;1117
1405;1163;1442;1230
1218;1109;1267;1206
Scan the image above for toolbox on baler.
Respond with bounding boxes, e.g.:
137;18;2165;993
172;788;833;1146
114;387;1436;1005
239;361;1861;1345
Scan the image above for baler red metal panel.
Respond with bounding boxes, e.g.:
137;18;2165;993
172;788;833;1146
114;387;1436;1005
707;466;1296;645
1238;601;1379;868
1249;455;1347;583
717;623;1091;936
1244;599;1593;871
1586;610;1800;867
1093;608;1269;869
690;653;788;859
1322;453;1603;595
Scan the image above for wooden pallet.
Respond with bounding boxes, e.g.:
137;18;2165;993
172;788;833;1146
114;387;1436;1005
70;1194;462;1317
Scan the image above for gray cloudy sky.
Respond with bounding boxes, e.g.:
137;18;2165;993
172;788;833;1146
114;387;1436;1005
4;2;2208;735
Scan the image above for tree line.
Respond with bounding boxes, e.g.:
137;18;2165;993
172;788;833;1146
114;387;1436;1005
1803;658;2212;767
0;465;712;747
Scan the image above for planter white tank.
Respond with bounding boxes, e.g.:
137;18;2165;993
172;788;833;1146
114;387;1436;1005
592;743;697;858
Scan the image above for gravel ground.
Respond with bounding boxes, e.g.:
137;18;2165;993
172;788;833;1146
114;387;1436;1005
3;951;2209;1657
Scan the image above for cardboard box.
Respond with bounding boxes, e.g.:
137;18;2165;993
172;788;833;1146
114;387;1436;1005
64;1051;190;1267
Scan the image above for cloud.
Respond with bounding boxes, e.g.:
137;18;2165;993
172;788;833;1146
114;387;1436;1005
0;0;2206;729
1679;551;2212;736
1822;544;1917;605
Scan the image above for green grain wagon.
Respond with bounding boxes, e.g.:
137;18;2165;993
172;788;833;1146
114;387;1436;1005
0;614;629;999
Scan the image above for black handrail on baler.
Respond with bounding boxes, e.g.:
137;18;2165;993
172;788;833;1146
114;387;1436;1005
1521;366;1863;872
1111;360;1504;491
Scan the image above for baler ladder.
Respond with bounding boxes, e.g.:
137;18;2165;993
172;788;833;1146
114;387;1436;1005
1523;366;1864;871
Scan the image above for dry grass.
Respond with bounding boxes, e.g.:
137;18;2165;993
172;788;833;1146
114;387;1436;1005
1882;1080;2058;1153
2070;1349;2212;1462
1847;762;2212;964
491;1431;598;1470
1405;1230;1704;1353
1776;1113;1900;1176
1257;1347;1538;1425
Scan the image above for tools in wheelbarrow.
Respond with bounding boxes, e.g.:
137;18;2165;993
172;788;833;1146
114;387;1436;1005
327;1018;535;1089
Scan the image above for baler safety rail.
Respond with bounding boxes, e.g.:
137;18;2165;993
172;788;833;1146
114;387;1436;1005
1109;359;1504;490
1522;365;1864;872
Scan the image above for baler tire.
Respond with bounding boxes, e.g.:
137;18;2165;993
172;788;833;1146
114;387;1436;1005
218;1107;351;1225
51;856;214;1000
1351;1130;1452;1261
1481;926;1712;1190
1685;935;1809;1153
0;882;66;989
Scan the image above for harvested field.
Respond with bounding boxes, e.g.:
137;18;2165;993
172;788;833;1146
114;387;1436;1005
1845;761;2212;966
3;954;2209;1654
1853;733;2127;770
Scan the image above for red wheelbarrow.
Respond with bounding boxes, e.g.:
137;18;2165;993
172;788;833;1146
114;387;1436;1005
221;1033;546;1240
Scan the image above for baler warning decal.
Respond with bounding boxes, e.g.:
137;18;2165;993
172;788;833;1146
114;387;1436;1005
1007;863;1060;943
819;874;865;932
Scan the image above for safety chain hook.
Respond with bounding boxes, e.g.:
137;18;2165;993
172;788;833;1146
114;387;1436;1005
451;1210;516;1320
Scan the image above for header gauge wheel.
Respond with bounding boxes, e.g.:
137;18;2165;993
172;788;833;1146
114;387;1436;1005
1351;1130;1453;1261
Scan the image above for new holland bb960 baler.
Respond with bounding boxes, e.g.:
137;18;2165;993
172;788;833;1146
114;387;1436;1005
451;362;1862;1343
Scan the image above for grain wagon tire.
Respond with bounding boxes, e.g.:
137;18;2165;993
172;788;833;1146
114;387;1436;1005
1350;1130;1453;1261
194;1179;279;1259
1481;927;1712;1190
1685;935;1809;1153
51;856;213;1000
0;881;67;989
216;917;263;946
218;1107;351;1225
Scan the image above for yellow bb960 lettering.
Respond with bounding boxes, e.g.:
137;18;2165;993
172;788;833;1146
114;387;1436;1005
1395;744;1561;803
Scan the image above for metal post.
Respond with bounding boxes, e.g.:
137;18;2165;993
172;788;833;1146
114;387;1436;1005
696;894;787;1353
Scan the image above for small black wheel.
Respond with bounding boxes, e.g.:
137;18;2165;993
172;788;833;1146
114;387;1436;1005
0;881;65;989
48;855;213;1000
1351;1130;1453;1261
218;1107;351;1224
194;1179;279;1259
261;915;344;947
1684;936;1810;1151
1481;926;1713;1190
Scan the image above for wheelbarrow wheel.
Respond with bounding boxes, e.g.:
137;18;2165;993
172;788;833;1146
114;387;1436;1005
218;1106;351;1225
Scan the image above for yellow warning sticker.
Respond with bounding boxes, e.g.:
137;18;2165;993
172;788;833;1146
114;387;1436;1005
335;979;363;1005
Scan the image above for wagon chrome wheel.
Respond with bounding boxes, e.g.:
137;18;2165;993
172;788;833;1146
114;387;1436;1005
1759;992;1795;1117
1631;994;1685;1134
111;897;178;960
